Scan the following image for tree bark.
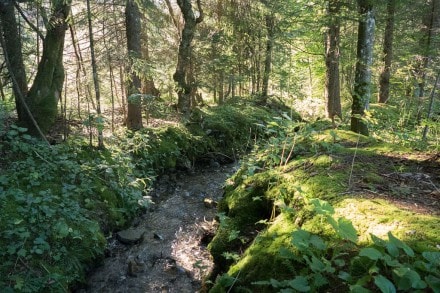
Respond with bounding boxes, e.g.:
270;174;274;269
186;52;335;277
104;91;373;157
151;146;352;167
87;0;104;148
351;0;375;136
174;0;203;114
414;0;440;122
125;0;143;130
378;0;395;104
25;0;71;135
261;13;275;103
0;1;28;125
325;0;342;123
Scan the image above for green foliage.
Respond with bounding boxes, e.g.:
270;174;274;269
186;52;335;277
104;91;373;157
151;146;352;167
0;127;149;291
208;118;439;292
251;203;439;293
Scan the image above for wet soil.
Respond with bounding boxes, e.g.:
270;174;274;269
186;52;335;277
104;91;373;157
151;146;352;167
82;163;239;293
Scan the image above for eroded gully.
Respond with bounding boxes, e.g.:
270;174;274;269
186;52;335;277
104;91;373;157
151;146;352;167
80;163;239;293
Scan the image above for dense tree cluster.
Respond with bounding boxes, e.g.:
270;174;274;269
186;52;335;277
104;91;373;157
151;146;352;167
0;0;439;139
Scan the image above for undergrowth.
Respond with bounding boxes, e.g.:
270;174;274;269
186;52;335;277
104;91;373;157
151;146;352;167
207;111;440;292
0;101;280;292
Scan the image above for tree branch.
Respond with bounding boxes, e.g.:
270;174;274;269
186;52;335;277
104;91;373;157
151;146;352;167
14;2;44;41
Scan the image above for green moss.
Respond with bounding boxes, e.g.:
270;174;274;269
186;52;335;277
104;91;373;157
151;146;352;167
334;198;440;251
211;214;297;292
208;120;440;291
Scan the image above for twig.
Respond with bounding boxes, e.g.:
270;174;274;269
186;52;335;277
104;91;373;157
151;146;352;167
14;2;44;40
227;269;241;293
283;134;297;169
348;133;361;189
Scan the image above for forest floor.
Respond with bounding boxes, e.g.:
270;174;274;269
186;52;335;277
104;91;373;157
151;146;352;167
345;151;440;217
79;163;239;293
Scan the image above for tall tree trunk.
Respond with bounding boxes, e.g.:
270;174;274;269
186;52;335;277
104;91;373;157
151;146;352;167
261;13;275;104
422;71;440;139
0;1;28;125
125;0;143;130
87;0;104;148
26;0;71;135
414;0;440;121
141;24;160;99
174;0;203;114
325;0;342;124
378;0;396;104
351;0;375;136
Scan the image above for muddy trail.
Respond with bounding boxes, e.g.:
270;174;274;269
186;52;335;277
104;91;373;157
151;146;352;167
80;163;239;293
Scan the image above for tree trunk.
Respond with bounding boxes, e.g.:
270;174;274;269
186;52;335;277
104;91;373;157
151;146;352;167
25;0;71;135
174;0;203;114
378;0;396;104
87;0;104;148
351;0;375;136
325;0;342;123
414;0;440;121
141;25;160;99
261;14;275;103
125;0;143;130
0;1;28;125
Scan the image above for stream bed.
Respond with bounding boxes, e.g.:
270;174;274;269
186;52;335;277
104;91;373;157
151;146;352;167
80;163;239;293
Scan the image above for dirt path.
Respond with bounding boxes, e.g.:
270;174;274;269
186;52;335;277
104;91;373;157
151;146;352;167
81;163;238;293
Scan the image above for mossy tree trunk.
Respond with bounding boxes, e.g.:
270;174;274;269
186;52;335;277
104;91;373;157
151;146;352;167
261;13;275;104
378;0;395;104
0;1;28;124
351;0;375;136
173;0;203;114
325;0;342;124
125;0;143;130
26;0;72;135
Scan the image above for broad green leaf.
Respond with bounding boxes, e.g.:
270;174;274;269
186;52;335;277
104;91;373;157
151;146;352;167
55;221;70;238
309;255;326;272
422;251;440;265
350;285;372;293
386;242;399;258
374;275;396;293
393;267;426;289
313;273;329;287
388;232;414;257
288;276;310;292
270;278;283;288
291;229;311;251
310;198;334;215
425;275;440;292
17;248;27;257
329;216;358;243
383;254;401;267
370;234;386;247
310;235;326;250
338;271;351;281
359;247;383;260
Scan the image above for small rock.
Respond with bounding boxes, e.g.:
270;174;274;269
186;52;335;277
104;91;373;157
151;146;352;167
131;218;141;227
127;258;144;277
204;198;218;208
153;233;164;240
209;159;221;168
116;228;145;245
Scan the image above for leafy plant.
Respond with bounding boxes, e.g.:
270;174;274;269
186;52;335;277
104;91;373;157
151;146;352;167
253;199;440;293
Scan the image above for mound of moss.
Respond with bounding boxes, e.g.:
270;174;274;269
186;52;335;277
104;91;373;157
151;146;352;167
207;121;440;292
